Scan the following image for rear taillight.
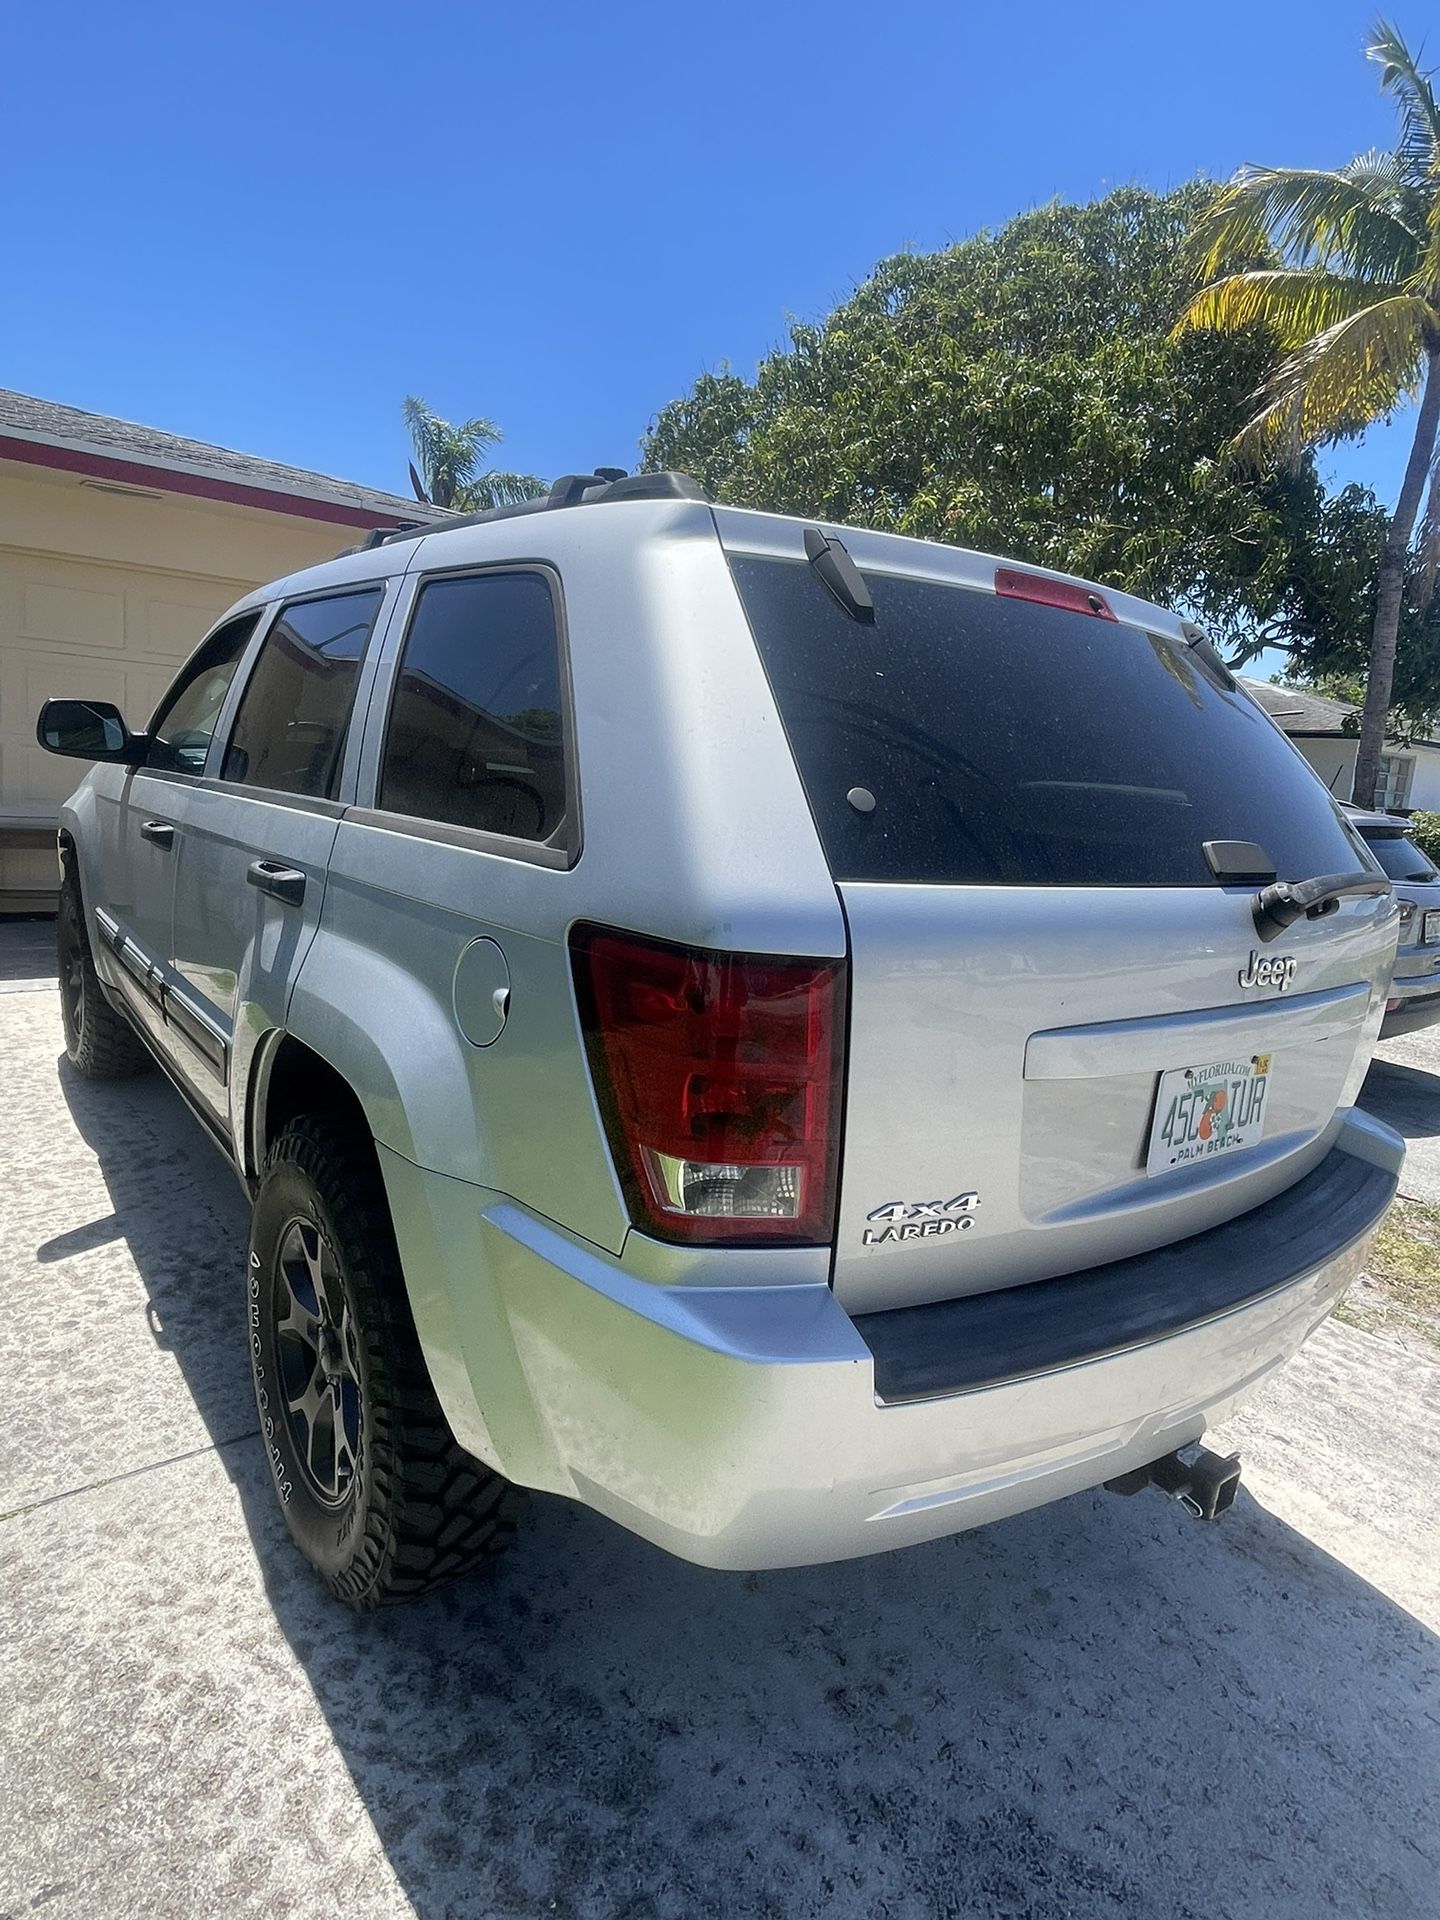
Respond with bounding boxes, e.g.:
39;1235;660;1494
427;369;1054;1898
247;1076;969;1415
571;925;845;1246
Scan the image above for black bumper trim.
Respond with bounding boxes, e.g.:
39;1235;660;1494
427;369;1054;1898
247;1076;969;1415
854;1146;1395;1404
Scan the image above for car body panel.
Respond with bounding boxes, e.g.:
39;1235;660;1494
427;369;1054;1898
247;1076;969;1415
376;1106;1398;1567
832;882;1389;1311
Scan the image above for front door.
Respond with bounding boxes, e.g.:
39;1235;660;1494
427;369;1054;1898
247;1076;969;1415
94;614;259;1062
169;585;390;1129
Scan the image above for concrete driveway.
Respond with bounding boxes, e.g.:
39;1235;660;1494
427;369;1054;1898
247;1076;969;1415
2;918;1438;1920
1361;1029;1440;1204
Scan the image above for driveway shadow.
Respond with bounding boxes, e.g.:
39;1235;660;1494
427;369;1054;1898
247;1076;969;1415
58;1060;1440;1920
1361;1056;1440;1140
0;912;57;984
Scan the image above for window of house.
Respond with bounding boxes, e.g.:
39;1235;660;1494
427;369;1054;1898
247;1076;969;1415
145;614;260;775
221;588;385;800
1378;754;1415;811
377;571;567;846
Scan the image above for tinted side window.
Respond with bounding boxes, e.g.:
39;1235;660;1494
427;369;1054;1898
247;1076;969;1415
378;572;566;845
730;555;1362;887
221;589;384;799
146;615;259;775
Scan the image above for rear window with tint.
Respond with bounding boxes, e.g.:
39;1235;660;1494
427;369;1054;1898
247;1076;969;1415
729;556;1363;888
1365;834;1437;882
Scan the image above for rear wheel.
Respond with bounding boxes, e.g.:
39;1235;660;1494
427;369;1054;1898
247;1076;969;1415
56;868;151;1079
249;1116;519;1608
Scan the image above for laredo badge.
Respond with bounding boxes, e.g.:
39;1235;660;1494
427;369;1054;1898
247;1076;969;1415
862;1192;980;1247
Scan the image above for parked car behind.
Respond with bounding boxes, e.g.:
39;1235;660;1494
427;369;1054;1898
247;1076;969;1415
38;471;1404;1608
1344;804;1440;1038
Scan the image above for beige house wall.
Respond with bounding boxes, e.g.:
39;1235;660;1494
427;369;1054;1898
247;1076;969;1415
0;457;365;907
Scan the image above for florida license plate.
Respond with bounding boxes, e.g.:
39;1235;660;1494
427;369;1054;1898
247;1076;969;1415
1147;1053;1271;1176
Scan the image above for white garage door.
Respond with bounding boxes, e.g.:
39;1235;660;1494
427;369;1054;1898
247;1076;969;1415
0;548;249;906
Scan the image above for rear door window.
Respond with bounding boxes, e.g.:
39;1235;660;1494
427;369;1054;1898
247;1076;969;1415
221;588;384;800
377;570;567;846
729;555;1362;887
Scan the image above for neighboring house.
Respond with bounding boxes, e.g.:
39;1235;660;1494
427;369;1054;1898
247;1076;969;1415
0;389;440;908
1241;678;1440;814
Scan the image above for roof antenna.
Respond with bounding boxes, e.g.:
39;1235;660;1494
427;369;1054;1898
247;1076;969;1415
804;527;875;624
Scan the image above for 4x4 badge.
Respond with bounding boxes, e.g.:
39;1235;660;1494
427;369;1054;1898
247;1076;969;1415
1238;951;1297;992
862;1193;980;1247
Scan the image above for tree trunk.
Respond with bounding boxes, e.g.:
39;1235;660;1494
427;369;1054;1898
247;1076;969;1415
1352;347;1440;808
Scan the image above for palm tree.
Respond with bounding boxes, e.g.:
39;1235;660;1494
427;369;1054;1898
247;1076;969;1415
402;396;547;512
1175;20;1440;807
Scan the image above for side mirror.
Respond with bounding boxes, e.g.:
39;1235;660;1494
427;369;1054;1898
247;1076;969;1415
36;698;143;764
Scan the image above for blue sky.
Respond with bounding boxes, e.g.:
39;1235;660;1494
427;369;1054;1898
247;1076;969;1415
0;0;1422;514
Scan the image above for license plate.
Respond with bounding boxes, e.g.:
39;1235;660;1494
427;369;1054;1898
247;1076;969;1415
1424;910;1440;945
1147;1053;1271;1176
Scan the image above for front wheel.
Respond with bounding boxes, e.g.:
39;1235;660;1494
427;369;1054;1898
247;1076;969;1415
248;1117;519;1608
56;869;151;1079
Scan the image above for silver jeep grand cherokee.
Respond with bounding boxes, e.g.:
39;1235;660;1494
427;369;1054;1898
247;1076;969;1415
38;469;1404;1608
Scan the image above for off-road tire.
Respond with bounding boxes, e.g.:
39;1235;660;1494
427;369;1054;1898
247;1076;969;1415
249;1116;519;1608
56;866;151;1079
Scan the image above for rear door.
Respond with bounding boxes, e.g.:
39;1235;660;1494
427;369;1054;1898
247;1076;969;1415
722;522;1398;1314
168;584;391;1127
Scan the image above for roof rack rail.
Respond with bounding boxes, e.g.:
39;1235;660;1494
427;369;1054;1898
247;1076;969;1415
374;468;709;546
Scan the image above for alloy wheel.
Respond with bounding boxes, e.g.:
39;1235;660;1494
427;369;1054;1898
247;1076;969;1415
272;1218;363;1506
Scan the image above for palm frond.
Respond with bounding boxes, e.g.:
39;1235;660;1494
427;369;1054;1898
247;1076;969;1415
1176;270;1384;349
1339;148;1432;241
458;415;504;451
459;471;549;511
1368;18;1440;186
1232;293;1432;464
1189;166;1422;285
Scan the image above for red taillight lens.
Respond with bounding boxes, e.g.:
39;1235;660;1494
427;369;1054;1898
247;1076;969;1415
571;925;845;1246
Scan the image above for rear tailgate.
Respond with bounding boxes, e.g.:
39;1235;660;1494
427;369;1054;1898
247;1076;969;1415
719;512;1397;1314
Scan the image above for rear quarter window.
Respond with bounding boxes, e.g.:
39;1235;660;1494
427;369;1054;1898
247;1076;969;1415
729;555;1363;888
377;569;567;847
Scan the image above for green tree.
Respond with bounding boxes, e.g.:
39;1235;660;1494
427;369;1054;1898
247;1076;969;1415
644;184;1372;655
1175;21;1440;807
403;396;546;511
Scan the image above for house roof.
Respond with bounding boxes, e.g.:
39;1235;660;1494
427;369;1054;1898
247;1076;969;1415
0;387;446;531
1241;676;1440;754
1244;679;1440;752
1240;677;1359;736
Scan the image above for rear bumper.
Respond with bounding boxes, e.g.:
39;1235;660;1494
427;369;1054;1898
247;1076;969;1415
384;1108;1402;1571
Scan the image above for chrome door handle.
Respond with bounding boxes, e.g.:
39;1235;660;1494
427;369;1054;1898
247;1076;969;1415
140;820;174;849
246;860;306;907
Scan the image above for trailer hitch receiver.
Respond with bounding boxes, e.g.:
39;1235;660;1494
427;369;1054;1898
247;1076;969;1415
1104;1443;1242;1522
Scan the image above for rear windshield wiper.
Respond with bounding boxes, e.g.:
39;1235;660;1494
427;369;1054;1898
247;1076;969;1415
804;528;875;624
1252;870;1390;941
